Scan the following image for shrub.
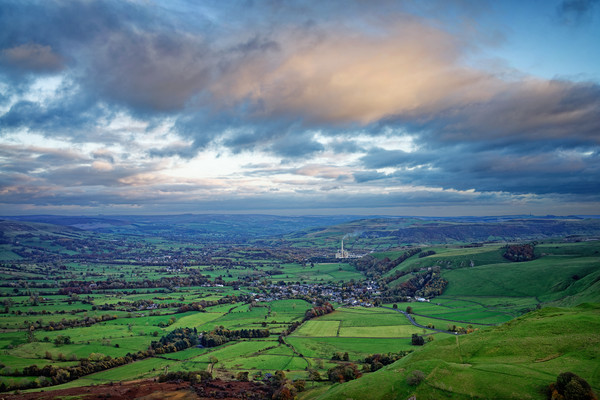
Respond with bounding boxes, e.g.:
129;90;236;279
293;380;306;392
406;370;425;386
548;372;596;400
327;364;361;383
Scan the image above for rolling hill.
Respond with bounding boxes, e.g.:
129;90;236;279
315;303;600;400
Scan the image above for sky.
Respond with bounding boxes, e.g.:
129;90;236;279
0;0;599;216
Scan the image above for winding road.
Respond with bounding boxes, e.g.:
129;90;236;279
380;306;465;335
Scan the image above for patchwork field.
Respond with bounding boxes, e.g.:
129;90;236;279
317;304;600;400
1;219;598;399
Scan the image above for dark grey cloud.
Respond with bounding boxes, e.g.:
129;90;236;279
357;144;600;197
269;133;324;159
350;78;600;197
0;44;65;74
84;31;213;112
386;80;600;147
0;94;118;143
0;183;507;211
328;139;365;154
557;0;599;24
360;148;434;169
0;0;599;215
0;145;87;174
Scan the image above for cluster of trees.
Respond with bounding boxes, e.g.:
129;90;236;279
40;314;117;331
150;327;199;353
177;295;246;313
58;286;92;295
418;250;436;258
0;355;134;391
200;326;270;347
380;268;448;302
304;302;334;320
158;370;213;383
411;334;425;346
546;372;596;400
331;352;349;361
52;335;72;345
363;351;410;372
352;248;422;277
446;324;474;334
92;295;245;315
281;320;302;336
327;363;362;383
55;275;214;292
503;243;536;262
266;370;306;400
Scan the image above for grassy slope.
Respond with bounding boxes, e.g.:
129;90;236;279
442;254;600;304
316;303;600;400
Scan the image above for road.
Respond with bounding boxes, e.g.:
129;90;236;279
379;306;464;335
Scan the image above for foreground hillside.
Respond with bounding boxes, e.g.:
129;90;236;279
315;303;600;400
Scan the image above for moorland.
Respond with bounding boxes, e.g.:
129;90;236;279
0;214;598;399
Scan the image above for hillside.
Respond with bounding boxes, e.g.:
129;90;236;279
4;215;600;249
1;214;362;242
315;304;600;400
285;217;600;250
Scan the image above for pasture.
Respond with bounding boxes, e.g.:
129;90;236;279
317;304;600;400
1;233;598;396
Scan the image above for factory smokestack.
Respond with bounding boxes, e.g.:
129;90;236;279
336;238;348;259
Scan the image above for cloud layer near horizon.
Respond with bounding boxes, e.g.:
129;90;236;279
0;0;599;215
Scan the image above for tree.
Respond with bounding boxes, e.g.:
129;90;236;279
411;334;424;346
293;380;306;392
406;306;413;314
308;369;321;384
392;303;398;309
272;370;287;387
26;327;35;343
208;356;218;374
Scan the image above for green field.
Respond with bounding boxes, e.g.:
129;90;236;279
1;219;599;398
316;304;600;400
294;320;340;337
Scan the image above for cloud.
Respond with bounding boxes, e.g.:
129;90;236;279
359;146;600;197
411;79;600;145
295;164;353;180
0;1;599;215
0;44;64;74
0;88;118;143
360;148;433;169
557;0;599;25
84;30;213;112
268;132;324;158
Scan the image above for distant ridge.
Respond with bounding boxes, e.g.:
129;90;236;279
2;214;600;244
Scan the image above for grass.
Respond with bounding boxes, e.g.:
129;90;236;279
316;303;600;400
338;325;422;338
442;255;600;303
287;337;415;361
3;237;599;396
293;321;340;337
168;312;224;330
